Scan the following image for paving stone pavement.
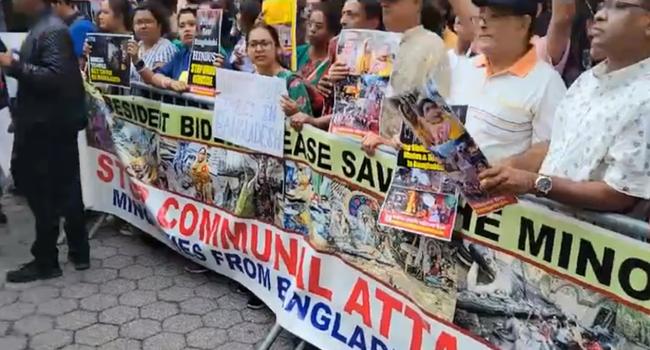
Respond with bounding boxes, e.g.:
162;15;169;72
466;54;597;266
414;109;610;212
0;194;299;350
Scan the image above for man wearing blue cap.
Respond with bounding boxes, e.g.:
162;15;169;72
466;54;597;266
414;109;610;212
448;0;566;163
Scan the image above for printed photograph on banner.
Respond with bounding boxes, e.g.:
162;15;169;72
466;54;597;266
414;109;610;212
452;240;650;350
378;166;458;241
387;79;517;216
329;30;400;138
262;0;297;69
84;83;115;153
158;137;283;223
111;119;160;186
87;33;132;88
188;8;222;96
282;161;457;320
212;69;287;157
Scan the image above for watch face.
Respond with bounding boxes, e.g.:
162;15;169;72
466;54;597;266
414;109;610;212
537;177;552;193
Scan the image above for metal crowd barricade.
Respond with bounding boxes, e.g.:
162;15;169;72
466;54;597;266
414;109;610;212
100;82;650;350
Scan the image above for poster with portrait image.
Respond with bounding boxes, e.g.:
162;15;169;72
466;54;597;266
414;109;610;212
387;79;517;216
329;29;401;138
87;33;132;88
378;166;459;241
188;8;223;96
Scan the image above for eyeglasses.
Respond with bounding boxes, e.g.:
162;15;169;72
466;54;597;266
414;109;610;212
248;41;273;49
597;0;650;12
470;13;517;26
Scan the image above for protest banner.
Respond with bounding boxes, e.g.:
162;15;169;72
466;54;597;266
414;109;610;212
330;30;400;138
212;69;287;157
87;33;132;88
77;84;650;350
262;0;298;70
188;8;223;96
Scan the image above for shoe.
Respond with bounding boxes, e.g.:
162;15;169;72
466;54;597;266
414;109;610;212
0;211;6;224
246;295;265;310
235;284;248;294
119;225;135;236
68;253;90;271
184;264;209;274
6;261;62;283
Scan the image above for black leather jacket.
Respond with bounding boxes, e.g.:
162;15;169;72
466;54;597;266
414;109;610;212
6;9;86;132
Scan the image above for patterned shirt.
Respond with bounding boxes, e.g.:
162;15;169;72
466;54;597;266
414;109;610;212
131;38;178;81
380;26;451;139
540;56;650;199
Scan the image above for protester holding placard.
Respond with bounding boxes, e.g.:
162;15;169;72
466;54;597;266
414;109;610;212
447;0;567;163
83;0;133;69
126;1;178;82
0;0;89;282
479;0;650;214
296;2;341;87
133;7;230;92
360;0;451;156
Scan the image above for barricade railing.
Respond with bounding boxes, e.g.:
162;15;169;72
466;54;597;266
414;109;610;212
112;82;650;241
104;81;650;350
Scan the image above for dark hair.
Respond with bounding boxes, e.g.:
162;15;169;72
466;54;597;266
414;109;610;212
108;0;134;31
246;23;285;66
134;1;172;35
177;7;197;21
239;0;262;33
312;1;343;36
421;0;445;36
359;0;381;20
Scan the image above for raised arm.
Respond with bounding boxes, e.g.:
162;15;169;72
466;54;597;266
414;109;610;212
545;0;576;65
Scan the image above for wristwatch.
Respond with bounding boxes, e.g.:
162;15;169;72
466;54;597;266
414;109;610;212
135;59;146;72
534;175;553;196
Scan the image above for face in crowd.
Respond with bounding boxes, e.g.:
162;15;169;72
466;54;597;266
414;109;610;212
590;0;650;62
473;6;532;57
178;10;198;47
379;0;420;32
341;0;381;29
133;9;163;44
307;8;330;46
247;25;283;71
98;0;129;33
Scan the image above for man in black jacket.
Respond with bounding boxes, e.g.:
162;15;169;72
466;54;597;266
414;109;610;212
0;0;89;283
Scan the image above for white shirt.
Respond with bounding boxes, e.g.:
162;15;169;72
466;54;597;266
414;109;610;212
540;57;650;200
449;48;567;163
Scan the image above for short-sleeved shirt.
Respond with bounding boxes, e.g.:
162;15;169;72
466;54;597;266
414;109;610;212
533;35;570;75
132;38;178;81
540;57;650;200
380;26;451;139
449;48;567;163
156;45;232;82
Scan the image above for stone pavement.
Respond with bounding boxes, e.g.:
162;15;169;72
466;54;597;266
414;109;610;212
0;194;297;350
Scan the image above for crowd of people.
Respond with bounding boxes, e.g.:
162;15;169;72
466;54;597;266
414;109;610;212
0;0;648;325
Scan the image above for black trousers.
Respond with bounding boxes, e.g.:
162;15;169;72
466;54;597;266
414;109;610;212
12;125;88;268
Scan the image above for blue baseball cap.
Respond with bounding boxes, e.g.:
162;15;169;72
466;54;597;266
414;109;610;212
472;0;539;17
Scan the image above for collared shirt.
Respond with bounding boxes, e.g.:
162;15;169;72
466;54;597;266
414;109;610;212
380;26;451;139
449;48;567;162
540;57;650;200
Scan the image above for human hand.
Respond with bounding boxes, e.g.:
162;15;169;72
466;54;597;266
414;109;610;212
127;40;139;64
213;53;225;68
83;40;92;57
478;165;537;196
317;77;334;98
169;80;189;93
328;61;350;82
361;133;386;157
0;52;13;67
280;95;299;117
289;113;313;131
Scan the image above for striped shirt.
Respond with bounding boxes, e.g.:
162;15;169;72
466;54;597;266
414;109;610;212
131;38;178;81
